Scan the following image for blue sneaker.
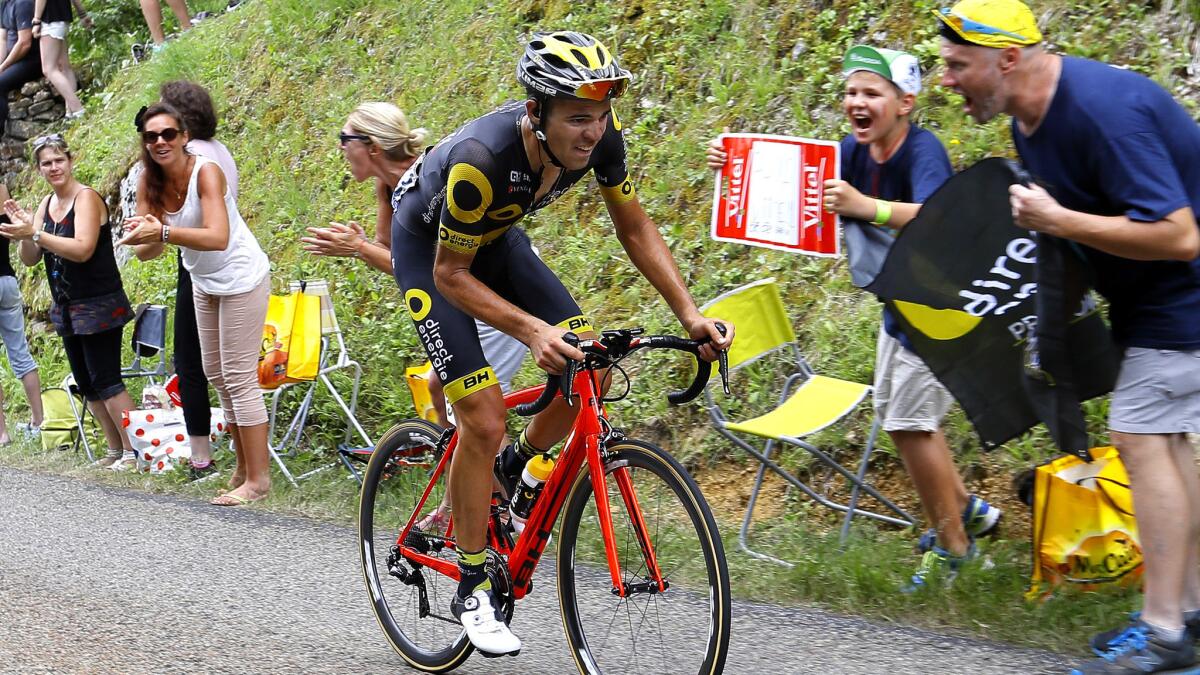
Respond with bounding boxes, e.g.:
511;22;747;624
1072;621;1195;674
916;494;1001;553
1093;613;1200;656
901;543;975;594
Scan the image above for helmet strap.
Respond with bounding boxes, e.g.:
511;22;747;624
530;97;565;170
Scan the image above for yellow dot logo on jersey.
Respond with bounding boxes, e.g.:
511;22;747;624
405;288;433;321
447;163;493;224
486;204;524;221
893;300;981;340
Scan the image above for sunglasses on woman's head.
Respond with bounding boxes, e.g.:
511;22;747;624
32;133;66;151
142;128;182;144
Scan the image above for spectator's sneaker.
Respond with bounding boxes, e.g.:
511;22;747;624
963;494;1001;538
91;449;123;469
191;10;214;22
1093;613;1200;656
64;108;85;121
1072;621;1195;674
916;494;1002;553
901;543;974;594
188;461;218;482
15;422;40;438
108;451;138;472
450;589;521;657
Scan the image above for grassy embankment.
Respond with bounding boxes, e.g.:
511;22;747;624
2;0;1198;653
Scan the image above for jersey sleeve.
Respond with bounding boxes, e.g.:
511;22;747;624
1098;129;1192;222
905;132;954;204
592;110;637;206
437;138;509;255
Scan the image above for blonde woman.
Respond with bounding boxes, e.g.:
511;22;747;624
302;102;526;423
2;135;135;468
120;103;271;506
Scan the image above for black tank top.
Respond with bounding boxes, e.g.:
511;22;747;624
41;190;121;303
0;214;14;278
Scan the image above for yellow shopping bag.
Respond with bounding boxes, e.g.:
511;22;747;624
1028;446;1142;598
258;291;321;389
405;361;440;423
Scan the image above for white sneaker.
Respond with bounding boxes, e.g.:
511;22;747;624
91;449;123;469
108;451;137;472
450;589;521;657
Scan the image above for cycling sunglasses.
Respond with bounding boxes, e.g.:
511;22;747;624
339;132;372;147
571;77;629;102
142;128;183;145
937;8;1033;43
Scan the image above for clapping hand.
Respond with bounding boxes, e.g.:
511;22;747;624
0;199;36;240
118;214;165;246
301;220;368;257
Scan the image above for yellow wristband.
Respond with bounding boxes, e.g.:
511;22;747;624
872;199;892;226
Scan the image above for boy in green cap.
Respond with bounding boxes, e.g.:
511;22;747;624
707;45;1000;591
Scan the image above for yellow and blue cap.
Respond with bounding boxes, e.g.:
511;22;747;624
933;0;1043;48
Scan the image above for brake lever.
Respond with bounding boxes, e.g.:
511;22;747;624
560;332;581;408
713;322;731;396
718;349;730;396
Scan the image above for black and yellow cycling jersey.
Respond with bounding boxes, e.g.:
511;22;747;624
390;100;628;404
392;100;635;254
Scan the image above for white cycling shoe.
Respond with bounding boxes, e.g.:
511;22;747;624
451;588;522;657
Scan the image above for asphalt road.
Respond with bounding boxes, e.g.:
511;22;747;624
0;467;1071;674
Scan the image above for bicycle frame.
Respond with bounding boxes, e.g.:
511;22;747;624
391;367;666;601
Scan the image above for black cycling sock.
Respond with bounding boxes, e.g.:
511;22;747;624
513;429;543;460
456;548;491;598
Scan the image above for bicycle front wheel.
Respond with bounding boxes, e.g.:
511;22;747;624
358;419;471;673
557;439;731;675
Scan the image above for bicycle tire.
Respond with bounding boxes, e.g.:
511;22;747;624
557;439;731;674
358;418;472;673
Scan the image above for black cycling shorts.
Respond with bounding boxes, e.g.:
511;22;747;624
391;223;592;405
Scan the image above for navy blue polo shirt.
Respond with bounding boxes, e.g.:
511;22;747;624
840;126;954;348
1013;57;1200;349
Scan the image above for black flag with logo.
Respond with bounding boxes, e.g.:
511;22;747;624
865;158;1119;458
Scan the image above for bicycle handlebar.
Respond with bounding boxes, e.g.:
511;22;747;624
513;326;731;417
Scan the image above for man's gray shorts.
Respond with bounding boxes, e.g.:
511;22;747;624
477;319;525;393
1109;347;1200;434
0;276;36;378
873;329;953;432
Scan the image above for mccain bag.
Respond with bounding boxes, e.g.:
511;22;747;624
258;289;321;389
1029;446;1141;597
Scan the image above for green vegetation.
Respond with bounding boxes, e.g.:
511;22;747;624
0;0;1195;655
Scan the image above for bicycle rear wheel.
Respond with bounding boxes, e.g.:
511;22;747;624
557;439;731;675
358;419;471;673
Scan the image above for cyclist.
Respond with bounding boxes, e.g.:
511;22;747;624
390;31;732;655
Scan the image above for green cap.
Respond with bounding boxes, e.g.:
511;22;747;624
842;45;922;95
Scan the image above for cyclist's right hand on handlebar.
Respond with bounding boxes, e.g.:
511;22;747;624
528;324;586;375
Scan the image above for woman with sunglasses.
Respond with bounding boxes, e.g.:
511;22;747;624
130;81;236;481
1;134;137;469
301;102;527;424
120;103;271;507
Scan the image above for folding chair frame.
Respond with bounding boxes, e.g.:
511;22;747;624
265;281;374;486
702;279;916;567
122;304;169;385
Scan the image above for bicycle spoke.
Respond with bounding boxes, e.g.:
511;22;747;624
558;441;730;674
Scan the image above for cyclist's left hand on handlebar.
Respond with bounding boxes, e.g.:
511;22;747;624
529;324;587;375
686;317;734;362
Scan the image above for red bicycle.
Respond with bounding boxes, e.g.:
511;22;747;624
358;328;731;674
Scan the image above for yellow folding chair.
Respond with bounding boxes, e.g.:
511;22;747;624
701;279;915;565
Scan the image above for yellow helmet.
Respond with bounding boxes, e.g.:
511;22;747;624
517;31;632;102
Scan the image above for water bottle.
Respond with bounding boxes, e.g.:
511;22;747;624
510;454;555;534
